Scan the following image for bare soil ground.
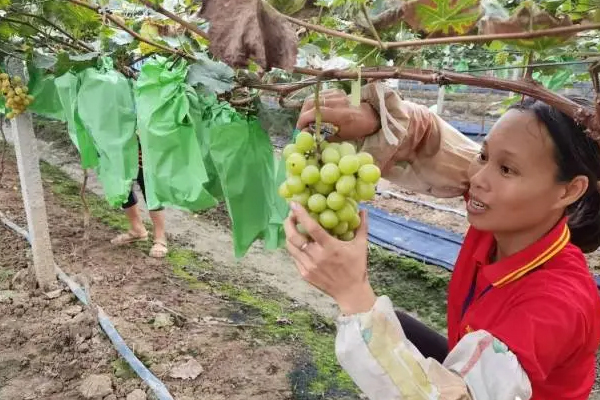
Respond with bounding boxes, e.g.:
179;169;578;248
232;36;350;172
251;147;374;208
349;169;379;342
0;154;347;400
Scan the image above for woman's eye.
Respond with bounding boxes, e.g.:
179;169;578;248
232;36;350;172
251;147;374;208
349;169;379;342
500;165;512;175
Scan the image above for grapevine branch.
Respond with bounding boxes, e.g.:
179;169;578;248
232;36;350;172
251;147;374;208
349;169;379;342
2;17;87;53
137;0;209;40
284;14;600;49
291;66;599;136
67;0;193;61
8;11;95;52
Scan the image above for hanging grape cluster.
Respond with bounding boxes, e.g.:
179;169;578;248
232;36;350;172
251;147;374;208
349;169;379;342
1;73;34;119
279;129;381;241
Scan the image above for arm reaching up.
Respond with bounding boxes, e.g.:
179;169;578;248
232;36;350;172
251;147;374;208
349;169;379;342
296;82;481;198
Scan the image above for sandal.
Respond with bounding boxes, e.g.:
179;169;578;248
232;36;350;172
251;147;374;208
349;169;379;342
111;231;149;245
149;240;168;258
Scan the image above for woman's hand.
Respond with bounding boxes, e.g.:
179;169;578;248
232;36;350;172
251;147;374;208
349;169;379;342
296;89;381;142
284;202;376;315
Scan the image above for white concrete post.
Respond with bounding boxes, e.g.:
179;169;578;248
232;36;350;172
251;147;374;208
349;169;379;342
7;60;56;290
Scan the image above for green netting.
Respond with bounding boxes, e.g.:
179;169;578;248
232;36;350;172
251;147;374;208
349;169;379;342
77;57;139;207
134;57;218;212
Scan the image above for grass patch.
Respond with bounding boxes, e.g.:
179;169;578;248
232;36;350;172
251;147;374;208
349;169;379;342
368;246;450;333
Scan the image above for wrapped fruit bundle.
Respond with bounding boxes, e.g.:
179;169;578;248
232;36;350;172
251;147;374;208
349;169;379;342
278;125;381;241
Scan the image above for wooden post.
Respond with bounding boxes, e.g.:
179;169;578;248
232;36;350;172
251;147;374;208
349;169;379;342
7;60;56;290
437;85;446;115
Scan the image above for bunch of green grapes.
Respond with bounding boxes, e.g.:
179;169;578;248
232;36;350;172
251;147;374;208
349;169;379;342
279;130;381;241
0;73;34;119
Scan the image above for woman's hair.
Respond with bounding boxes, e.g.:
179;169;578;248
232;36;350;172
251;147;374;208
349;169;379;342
510;97;600;253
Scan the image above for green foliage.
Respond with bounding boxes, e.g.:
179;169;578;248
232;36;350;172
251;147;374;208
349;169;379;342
406;0;481;35
187;53;235;95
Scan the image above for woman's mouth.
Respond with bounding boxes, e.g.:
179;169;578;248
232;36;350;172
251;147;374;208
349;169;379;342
467;195;488;215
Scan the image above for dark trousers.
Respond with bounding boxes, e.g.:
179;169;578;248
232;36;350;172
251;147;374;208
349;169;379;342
122;167;163;211
395;311;449;364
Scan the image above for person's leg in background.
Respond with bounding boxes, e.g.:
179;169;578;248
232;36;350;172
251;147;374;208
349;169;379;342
136;168;168;258
395;311;449;364
110;184;148;244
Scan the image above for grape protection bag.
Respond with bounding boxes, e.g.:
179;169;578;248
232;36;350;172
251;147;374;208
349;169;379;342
205;118;286;257
27;65;66;122
54;71;99;169
134;57;218;212
77;57;139;207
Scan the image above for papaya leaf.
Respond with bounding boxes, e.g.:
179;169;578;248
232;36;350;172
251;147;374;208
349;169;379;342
402;0;481;36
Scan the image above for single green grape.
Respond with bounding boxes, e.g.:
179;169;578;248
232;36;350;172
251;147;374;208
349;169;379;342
320;163;340;184
348;213;361;230
332;221;349;235
283;144;299;159
286;175;306;194
340;231;355;241
346;197;358;211
335;175;356;195
295;131;315;153
326;191;346;211
301;165;321;185
321;147;341;165
356;180;376;200
319;141;330;151
319;209;339;229
308;193;327;213
357;152;374;166
336;203;356;222
313;180;334;195
358;164;381;183
286;153;307;175
339;142;356;157
278;182;292;198
291;190;311;206
338;155;360;175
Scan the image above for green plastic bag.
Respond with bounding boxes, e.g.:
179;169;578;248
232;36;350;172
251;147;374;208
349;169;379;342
54;71;99;169
27;65;66;122
77;58;139;207
207;118;285;257
135;57;217;212
195;94;242;201
262;155;289;251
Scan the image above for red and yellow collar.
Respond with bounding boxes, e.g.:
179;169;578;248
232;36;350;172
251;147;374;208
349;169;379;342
472;217;570;288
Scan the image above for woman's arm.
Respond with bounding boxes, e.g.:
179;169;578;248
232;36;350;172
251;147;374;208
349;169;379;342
359;83;481;198
336;296;532;400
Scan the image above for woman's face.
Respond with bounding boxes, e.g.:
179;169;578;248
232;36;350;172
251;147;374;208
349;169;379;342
466;109;571;234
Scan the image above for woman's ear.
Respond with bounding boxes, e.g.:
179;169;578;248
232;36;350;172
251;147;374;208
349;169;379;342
556;175;589;209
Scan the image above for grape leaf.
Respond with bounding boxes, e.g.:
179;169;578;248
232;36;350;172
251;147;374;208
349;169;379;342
199;0;298;71
267;0;307;15
33;52;58;69
402;0;481;36
187;53;235;94
479;3;575;51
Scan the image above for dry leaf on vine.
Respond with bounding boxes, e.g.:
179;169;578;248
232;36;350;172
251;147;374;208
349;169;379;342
200;0;298;71
479;3;575;51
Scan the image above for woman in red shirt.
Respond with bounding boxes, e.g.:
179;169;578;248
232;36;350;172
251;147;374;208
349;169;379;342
284;83;600;399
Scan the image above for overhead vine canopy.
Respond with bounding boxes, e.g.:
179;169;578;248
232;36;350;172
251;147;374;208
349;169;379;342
0;0;599;133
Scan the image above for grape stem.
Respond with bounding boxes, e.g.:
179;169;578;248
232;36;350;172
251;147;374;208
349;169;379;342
314;80;323;145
